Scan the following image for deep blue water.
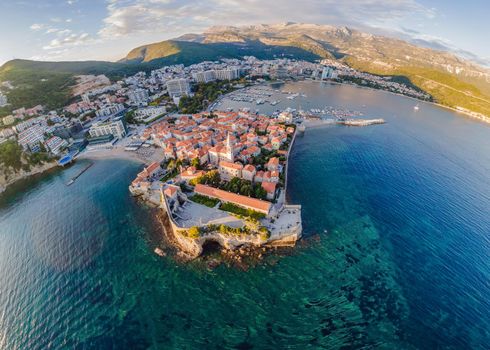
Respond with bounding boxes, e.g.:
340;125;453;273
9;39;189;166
0;82;489;349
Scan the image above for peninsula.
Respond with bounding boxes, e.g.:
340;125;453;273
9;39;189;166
129;111;302;258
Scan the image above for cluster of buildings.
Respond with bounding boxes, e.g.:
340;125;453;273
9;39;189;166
132;110;293;200
319;59;431;100
0;52;434;166
192;67;241;83
0;109;73;155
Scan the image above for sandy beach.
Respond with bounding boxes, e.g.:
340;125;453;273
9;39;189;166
77;145;163;165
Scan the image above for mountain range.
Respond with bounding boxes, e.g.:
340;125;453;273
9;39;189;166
1;23;489;118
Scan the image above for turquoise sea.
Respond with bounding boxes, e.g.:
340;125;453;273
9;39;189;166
0;82;489;349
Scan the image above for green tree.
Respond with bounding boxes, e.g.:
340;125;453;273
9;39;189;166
240;183;252;196
0;140;23;171
166;159;175;170
175;158;183;170
124;110;137;124
254;185;267;200
188;226;201;239
191;157;200;169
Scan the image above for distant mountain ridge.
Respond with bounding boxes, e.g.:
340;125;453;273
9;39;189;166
1;23;490;118
119;23;490;116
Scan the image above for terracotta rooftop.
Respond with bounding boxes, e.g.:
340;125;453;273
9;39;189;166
145;162;160;174
243;164;256;172
164;186;178;197
267;157;279;166
195;184;271;214
261;181;277;194
219;161;243;170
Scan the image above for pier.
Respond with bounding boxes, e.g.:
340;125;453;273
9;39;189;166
67;162;93;186
337;118;386;126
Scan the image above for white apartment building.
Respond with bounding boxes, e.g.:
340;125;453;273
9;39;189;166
166;79;191;97
89;119;127;139
45;136;68;155
135;106;166;122
321;67;336;80
18;125;45;151
14;117;48;133
192;70;216;83
95;104;125;118
214;68;240;81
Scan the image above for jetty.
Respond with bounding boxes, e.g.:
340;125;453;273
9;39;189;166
337;118;386;126
67;162;94;186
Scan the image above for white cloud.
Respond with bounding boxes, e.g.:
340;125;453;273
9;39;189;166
98;0;436;38
30;23;44;31
29;0;487;65
43;32;91;50
44;28;72;36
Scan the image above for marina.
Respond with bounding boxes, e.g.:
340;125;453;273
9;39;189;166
213;82;370;123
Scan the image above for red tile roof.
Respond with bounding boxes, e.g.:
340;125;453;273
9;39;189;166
261;182;276;194
164;186;178;197
145;162;160;175
195;184;271;214
219;161;243;170
267;157;279;166
243;164;256;173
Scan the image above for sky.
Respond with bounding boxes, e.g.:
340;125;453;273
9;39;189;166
0;0;488;66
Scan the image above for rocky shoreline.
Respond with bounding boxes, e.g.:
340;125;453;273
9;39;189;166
155;210;304;270
0;161;58;194
136;184;303;261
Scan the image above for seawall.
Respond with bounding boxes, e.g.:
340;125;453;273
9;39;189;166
159;190;301;259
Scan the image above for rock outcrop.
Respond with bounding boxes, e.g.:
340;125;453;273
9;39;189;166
0;161;57;194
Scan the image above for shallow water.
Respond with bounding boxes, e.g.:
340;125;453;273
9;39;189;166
0;82;489;349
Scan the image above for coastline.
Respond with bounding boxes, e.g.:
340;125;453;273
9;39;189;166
1;145;161;195
0;161;58;194
328;81;490;125
78;149;145;164
77;144;163;166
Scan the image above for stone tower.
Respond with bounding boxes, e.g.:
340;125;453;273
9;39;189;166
225;132;234;162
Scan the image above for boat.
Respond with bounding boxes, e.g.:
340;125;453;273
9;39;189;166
414;104;420;111
67;179;75;186
154;247;166;257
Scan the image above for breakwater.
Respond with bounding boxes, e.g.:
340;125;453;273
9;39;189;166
338;118;386;126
